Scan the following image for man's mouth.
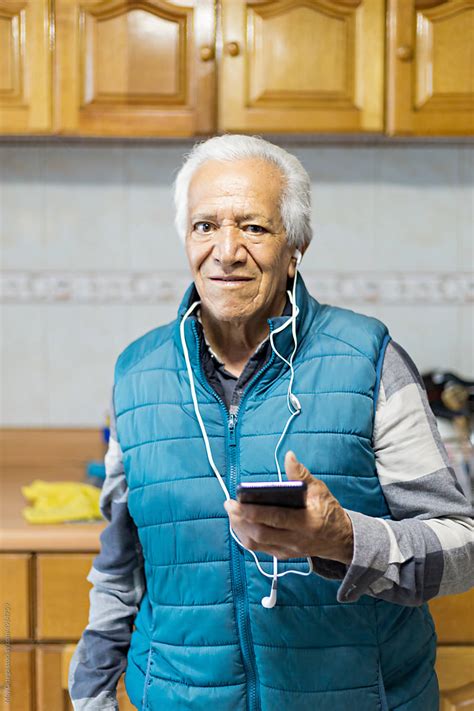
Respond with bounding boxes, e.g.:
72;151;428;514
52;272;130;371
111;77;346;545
209;276;253;282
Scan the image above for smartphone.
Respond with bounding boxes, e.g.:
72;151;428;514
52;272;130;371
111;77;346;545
236;481;307;509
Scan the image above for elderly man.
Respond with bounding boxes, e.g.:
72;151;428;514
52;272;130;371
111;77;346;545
69;135;473;711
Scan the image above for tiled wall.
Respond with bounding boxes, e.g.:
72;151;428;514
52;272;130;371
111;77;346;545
1;143;472;426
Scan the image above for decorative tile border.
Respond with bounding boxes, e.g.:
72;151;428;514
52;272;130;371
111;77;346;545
0;271;472;305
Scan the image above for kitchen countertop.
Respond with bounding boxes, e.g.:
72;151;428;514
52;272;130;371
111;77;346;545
0;468;106;551
0;428;107;552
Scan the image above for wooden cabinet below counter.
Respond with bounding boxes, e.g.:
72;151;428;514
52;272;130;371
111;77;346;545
430;589;474;710
36;554;94;640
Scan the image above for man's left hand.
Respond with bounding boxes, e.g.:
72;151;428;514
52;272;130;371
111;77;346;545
223;451;354;565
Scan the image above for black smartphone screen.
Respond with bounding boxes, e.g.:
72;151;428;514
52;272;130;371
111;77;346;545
236;481;307;508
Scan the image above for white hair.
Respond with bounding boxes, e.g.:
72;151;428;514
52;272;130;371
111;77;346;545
173;134;313;250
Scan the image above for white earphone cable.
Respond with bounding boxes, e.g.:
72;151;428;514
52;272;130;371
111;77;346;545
179;267;313;607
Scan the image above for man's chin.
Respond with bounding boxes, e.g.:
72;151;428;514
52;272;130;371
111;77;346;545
200;296;257;323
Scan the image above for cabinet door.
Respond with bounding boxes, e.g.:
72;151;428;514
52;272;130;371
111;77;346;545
54;0;215;136
0;0;51;133
36;554;93;640
0;554;32;640
436;646;474;711
219;0;384;133
387;0;474;135
429;588;474;644
0;644;35;711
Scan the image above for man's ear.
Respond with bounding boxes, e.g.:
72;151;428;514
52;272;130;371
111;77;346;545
287;245;306;278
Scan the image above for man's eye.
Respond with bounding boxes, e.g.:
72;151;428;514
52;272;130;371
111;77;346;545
244;225;265;234
194;222;213;234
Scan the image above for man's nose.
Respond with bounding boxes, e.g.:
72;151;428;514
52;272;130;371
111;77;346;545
213;226;247;265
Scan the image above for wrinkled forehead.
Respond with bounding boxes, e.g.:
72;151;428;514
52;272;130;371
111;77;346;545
187;158;285;221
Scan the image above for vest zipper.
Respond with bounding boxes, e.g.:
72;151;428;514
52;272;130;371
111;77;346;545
226;343;276;711
190;320;277;711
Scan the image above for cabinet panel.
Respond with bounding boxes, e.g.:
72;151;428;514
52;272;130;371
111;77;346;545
54;0;215;136
0;644;34;711
437;646;474;711
37;645;74;711
429;588;474;644
36;554;93;640
0;554;32;640
219;0;384;133
0;0;51;133
387;0;474;135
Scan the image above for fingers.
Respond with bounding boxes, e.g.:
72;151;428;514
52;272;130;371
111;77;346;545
238;522;298;552
224;501;303;557
224;499;304;531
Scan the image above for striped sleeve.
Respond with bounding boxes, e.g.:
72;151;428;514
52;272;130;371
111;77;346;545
314;341;474;605
68;396;146;710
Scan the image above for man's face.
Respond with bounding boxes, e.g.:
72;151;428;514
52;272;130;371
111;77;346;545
185;158;296;324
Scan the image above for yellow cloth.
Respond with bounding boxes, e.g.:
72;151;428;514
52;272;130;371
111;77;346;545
21;479;103;524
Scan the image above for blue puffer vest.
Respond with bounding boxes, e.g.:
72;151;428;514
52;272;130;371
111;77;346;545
114;276;438;711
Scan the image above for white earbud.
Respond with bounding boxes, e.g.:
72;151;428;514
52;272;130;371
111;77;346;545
293;249;302;266
261;580;278;608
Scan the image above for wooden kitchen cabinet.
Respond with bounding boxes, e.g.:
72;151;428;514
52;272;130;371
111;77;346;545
219;0;385;133
430;588;474;710
1;0;473;137
36;645;74;711
36;554;94;640
0;644;35;711
0;0;52;133
53;0;215;136
0;554;32;640
436;647;474;710
387;0;474;135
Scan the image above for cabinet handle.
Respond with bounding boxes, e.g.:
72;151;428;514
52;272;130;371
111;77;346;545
199;45;215;62
225;41;240;57
396;45;414;62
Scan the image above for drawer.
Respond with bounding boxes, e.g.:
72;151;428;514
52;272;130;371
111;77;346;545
436;646;474;711
0;554;32;639
429;588;474;644
36;554;94;640
0;643;35;711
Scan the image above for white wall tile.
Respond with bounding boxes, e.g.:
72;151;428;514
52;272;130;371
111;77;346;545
0;304;49;425
458;305;474;378
124;303;180;344
124;147;188;271
457;147;474;272
371;304;461;374
372;148;460;272
44;304;128;426
292;147;377;271
0;147;48;270
43;147;130;270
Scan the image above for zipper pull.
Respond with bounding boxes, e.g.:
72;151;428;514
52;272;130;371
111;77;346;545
228;406;238;446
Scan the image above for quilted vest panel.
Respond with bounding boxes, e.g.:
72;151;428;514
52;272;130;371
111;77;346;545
114;277;438;711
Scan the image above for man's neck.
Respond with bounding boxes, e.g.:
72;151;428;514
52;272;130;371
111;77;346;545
199;293;287;377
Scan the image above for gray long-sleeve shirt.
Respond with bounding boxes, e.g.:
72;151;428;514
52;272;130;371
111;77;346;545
68;322;474;710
